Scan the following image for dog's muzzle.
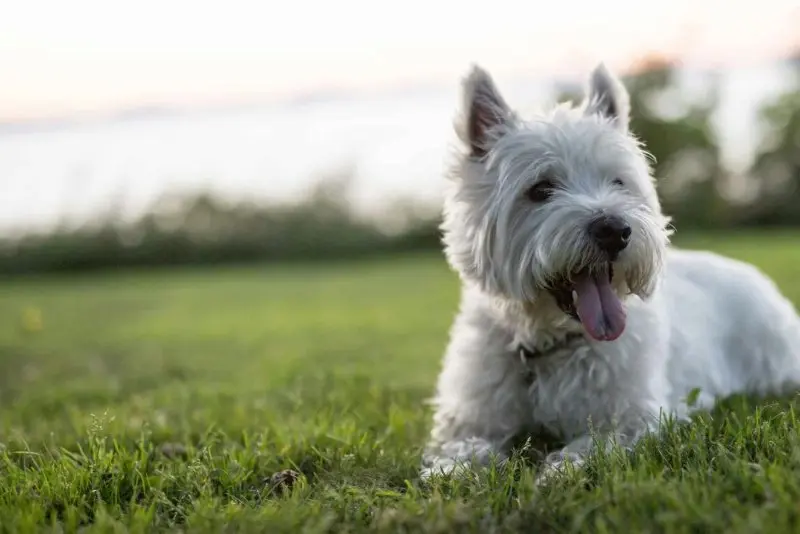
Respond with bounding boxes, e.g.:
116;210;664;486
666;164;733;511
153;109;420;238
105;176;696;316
547;215;632;342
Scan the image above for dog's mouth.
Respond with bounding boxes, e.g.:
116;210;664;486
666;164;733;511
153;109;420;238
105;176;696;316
549;262;626;342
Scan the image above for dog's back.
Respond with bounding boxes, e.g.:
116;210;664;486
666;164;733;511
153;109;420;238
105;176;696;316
660;248;800;411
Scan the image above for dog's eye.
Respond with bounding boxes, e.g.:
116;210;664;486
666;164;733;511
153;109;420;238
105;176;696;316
612;178;625;187
527;180;556;203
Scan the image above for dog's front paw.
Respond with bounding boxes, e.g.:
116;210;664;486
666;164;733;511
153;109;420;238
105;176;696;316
420;437;505;482
535;451;584;486
535;460;568;486
419;458;471;481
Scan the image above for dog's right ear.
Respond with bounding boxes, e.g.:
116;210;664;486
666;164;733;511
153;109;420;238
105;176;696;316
583;63;630;132
457;66;512;159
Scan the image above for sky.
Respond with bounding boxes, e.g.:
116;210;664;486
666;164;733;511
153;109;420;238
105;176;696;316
0;0;799;121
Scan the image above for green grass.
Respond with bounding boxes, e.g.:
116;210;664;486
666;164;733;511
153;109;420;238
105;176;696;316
1;231;800;532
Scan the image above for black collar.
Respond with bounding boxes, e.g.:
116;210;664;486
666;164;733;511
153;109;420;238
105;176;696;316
517;331;584;360
516;331;585;372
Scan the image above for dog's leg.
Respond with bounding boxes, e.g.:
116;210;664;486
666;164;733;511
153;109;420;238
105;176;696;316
421;318;531;480
536;412;657;485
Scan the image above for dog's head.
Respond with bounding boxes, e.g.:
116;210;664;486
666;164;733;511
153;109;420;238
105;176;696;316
442;63;672;341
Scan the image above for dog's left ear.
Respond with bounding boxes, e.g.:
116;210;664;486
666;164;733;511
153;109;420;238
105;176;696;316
457;65;513;158
583;63;630;132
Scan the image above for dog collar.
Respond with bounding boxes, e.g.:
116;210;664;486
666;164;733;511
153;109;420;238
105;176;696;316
517;331;585;382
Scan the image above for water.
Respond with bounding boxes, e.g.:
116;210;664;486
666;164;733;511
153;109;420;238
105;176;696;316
0;64;794;235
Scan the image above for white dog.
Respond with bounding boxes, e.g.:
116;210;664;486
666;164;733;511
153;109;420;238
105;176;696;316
421;63;800;481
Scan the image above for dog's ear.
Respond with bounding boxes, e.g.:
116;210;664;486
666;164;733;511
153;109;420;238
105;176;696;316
457;65;513;158
583;63;630;132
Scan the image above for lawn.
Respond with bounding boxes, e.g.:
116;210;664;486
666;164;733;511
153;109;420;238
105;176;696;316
1;231;800;532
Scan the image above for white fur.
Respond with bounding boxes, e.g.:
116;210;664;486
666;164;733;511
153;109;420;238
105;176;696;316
422;63;800;482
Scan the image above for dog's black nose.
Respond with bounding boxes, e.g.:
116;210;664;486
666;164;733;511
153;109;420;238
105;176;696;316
588;215;631;257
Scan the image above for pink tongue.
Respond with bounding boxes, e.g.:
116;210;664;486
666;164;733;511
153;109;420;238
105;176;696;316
574;268;626;341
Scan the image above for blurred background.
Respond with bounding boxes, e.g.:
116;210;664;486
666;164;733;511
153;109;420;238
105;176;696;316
1;0;799;274
2;2;800;526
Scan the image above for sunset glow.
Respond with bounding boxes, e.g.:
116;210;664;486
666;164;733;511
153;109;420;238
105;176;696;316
0;0;798;120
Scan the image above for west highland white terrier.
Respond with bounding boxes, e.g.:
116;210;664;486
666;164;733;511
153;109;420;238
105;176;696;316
422;63;800;482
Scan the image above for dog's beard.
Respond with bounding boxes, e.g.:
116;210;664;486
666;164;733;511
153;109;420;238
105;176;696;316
533;232;663;340
476;204;667;341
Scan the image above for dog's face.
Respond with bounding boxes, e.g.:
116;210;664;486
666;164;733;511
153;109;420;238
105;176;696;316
442;64;672;341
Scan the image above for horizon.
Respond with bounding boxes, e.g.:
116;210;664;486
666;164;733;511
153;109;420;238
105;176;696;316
0;61;795;235
0;57;797;131
0;0;799;235
1;0;798;122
